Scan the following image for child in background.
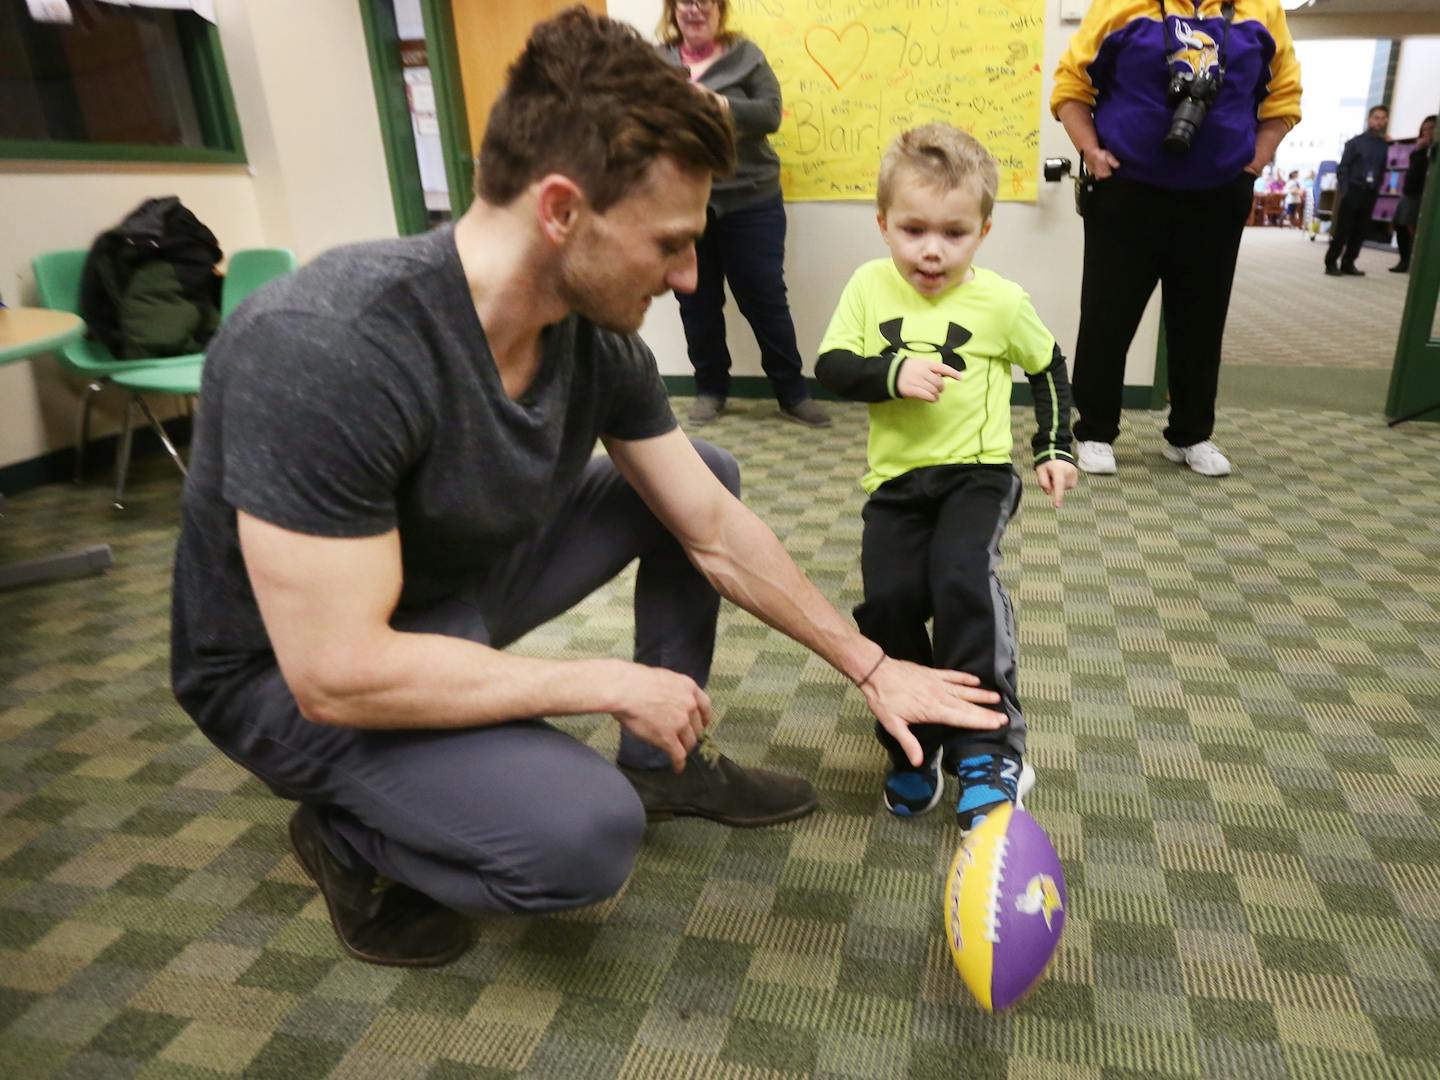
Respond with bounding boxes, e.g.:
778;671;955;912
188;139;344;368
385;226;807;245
1284;169;1305;227
816;123;1078;832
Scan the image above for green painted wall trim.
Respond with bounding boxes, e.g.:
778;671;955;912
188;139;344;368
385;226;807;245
419;0;474;219
0;140;244;165
180;20;246;161
357;0;429;235
660;375;1153;409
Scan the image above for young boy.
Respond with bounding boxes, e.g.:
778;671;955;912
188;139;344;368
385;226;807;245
816;123;1077;832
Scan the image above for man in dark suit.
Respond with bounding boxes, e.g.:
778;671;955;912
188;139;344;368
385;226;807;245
1325;105;1390;277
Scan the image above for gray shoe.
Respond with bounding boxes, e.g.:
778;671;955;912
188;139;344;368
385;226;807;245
687;394;725;425
779;399;832;428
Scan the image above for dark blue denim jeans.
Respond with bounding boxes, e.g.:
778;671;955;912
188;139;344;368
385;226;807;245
676;194;810;408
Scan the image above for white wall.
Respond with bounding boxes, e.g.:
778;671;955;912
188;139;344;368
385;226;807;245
218;0;396;264
1391;37;1440;140
1284;39;1379;176
0;0;397;471
606;0;1161;390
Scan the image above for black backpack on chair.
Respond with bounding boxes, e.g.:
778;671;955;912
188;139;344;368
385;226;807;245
80;196;223;359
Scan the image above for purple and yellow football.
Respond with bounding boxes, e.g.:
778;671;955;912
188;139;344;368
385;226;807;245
943;804;1067;1012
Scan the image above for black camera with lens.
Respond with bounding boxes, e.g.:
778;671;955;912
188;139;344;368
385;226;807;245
1159;0;1234;155
1163;67;1222;155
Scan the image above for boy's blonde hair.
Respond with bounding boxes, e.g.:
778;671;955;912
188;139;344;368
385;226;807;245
876;123;999;220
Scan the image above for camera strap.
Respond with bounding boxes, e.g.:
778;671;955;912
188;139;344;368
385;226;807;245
1158;0;1235;80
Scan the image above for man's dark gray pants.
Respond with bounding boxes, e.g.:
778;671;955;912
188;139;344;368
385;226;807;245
198;439;740;917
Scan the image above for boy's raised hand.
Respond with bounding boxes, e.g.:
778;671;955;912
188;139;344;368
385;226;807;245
896;359;963;402
1036;459;1079;509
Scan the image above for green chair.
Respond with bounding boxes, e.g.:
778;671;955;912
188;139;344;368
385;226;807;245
31;249;203;484
109;247;299;508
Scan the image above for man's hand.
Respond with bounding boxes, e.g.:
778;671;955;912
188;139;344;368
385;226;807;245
1036;459;1078;509
896;360;963;402
605;660;712;773
1083;146;1121;179
859;658;1006;766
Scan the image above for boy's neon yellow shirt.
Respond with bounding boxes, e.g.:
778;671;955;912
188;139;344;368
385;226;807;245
818;258;1058;493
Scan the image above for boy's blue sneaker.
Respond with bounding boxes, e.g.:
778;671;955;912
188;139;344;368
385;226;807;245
882;752;944;817
949;751;1036;834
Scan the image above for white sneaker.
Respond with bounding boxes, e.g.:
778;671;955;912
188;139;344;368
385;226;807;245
1075;440;1117;475
1162;440;1231;477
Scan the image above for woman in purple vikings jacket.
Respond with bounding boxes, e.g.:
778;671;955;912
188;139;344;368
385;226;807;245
1052;1;1301;479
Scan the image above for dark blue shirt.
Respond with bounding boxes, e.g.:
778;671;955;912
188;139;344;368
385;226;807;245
1337;130;1389;195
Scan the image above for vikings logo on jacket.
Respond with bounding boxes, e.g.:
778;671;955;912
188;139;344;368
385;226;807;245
1051;0;1303;192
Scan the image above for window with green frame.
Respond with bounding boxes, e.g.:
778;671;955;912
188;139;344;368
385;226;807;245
0;3;244;165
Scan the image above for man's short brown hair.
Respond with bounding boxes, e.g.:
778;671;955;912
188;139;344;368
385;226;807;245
876;123;999;221
477;7;735;212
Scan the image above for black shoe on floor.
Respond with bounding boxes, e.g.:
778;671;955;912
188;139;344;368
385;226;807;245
1324;265;1342;277
1340;265;1365;276
618;737;818;827
289;805;471;967
1390;262;1410;273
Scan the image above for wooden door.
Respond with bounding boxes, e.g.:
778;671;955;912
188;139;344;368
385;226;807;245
451;0;607;156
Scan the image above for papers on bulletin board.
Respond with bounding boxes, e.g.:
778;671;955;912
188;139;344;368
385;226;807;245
732;0;1046;203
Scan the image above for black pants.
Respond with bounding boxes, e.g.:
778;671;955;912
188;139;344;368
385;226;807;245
676;194;810;408
1326;187;1380;270
1071;174;1253;448
854;464;1024;769
1395;223;1413;267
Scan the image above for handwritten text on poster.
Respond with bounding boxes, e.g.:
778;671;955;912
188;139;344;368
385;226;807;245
732;0;1046;202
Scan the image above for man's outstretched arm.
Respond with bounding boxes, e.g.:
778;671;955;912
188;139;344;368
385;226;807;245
604;429;1007;765
238;514;709;769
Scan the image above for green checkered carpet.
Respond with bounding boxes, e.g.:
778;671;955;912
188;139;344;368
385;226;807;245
3;398;1439;1078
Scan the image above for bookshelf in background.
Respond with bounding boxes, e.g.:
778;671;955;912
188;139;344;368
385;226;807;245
1371;138;1417;244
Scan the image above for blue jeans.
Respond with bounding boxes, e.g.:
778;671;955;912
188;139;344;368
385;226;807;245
676;194;810;408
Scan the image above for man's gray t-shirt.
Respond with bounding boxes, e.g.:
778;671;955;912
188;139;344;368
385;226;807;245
171;226;677;722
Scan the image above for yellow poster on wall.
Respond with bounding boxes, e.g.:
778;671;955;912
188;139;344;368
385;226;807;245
732;0;1046;203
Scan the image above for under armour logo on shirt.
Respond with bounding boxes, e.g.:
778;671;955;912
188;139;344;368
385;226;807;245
877;319;972;370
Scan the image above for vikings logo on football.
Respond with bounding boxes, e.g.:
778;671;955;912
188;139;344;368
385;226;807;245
1015;874;1063;931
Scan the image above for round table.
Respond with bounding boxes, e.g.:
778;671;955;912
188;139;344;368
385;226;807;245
1;307;113;589
0;307;85;364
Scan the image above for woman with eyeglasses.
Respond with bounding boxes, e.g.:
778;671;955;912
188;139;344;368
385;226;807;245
656;0;831;429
